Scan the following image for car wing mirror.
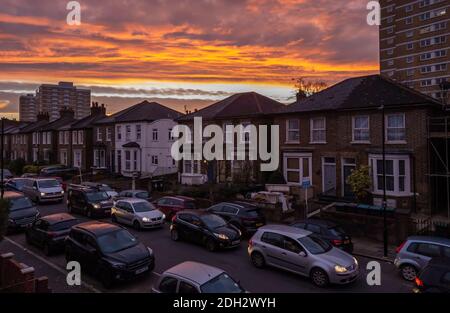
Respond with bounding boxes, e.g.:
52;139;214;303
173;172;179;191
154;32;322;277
299;251;307;257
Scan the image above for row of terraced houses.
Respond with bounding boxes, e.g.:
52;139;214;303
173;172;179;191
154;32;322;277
2;75;450;220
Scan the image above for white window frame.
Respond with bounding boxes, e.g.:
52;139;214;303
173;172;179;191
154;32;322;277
352;116;370;143
59;131;64;145
369;154;412;196
60;150;68;166
286;119;300;143
72;131;78;145
73;150;82;168
136;125;141;141
97;128;102;142
64;131;69;144
125;125;131;141
168;128;174;141
116;126;122;141
106;127;112;142
77;130;83;144
310;117;327;144
152;128;158;141
151;155;159;166
125;150;131;171
283;153;313;186
183;159;201;175
386;113;406;143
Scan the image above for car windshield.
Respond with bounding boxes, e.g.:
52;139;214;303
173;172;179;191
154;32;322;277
200;273;244;293
136;192;149;199
201;214;227;229
328;226;346;237
49;219;80;231
11;179;27;188
185;201;196;209
86;191;110;202
298;235;332;255
10;197;34;211
133;201;155;213
97;229;138;254
38;180;60;188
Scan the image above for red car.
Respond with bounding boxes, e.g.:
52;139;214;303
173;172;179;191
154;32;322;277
154;196;196;220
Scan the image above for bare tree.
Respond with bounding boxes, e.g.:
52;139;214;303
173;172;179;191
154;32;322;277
293;77;328;101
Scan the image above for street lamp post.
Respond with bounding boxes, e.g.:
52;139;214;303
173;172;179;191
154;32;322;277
1;118;4;199
381;105;388;257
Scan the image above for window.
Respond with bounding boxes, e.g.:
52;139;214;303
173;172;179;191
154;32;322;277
310;117;326;143
407;43;414;50
125;125;131;141
73;150;82;168
286;119;300;142
282;236;303;254
152;128;158;141
72;131;78;144
284;153;312;185
151;155;159;165
65;131;69;144
60;150;68;166
370;154;411;196
183;159;201;174
406;56;414;64
386;114;406;142
116;126;122;141
179;282;198;294
77;130;83;144
159;277;178;293
352;116;370;142
133;150;138;170
106;127;112;141
125;151;131;170
168;128;174;141
415;243;442;258
261;232;283;248
97;128;102;141
59;131;64;144
136;125;141;141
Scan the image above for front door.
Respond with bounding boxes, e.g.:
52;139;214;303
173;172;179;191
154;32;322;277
322;158;336;196
342;158;356;198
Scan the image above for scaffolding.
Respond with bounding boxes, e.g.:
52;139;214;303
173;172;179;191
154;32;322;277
428;116;450;219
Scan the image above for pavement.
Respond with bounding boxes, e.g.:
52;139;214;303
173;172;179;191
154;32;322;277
352;237;397;262
0;199;413;293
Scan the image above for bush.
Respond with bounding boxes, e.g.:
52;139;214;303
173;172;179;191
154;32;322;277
346;165;372;203
8;158;26;176
23;164;40;174
0;198;10;242
265;171;287;184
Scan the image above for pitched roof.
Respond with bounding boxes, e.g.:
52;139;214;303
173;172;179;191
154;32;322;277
282;75;441;114
71;113;106;130
96;101;182;124
19;119;49;133
178;92;286;121
40;115;77;131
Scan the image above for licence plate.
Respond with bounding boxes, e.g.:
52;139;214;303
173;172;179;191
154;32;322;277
135;266;148;275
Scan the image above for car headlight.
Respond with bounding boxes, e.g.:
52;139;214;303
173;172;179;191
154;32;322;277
142;217;150;222
335;265;348;273
147;247;154;256
353;257;358;266
61;190;64;195
162;214;166;220
40;192;46;196
8;218;14;224
93;204;101;209
214;233;229;240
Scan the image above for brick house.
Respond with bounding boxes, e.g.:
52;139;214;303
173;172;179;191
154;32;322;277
93;115;116;173
18;112;50;163
1;119;28;162
274;75;442;215
177;92;285;185
69;103;107;171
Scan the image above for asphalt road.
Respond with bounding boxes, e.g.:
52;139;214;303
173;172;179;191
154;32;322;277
1;200;414;293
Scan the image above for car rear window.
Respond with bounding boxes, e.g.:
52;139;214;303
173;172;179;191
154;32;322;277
49;219;80;231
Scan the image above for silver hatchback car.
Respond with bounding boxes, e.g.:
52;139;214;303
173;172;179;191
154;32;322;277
248;225;359;287
112;198;165;230
394;236;450;281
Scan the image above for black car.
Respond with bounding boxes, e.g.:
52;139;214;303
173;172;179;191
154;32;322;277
170;210;242;252
206;201;266;235
414;258;450;293
290;219;353;253
40;165;78;179
65;221;155;288
67;184;113;218
4;178;29;192
26;213;81;255
5;191;40;232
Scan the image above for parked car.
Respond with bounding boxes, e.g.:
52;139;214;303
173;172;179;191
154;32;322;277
248;225;359;287
394;236;450;281
117;189;152;202
4;178;29;192
5;191;40;232
48;177;66;191
206;201;265;235
413;258;450;293
65;221;155;288
112;198;165;230
67;184;114;218
152;261;245;293
170;210;241;252
290;219;353;253
81;182;118;198
154;196;196;220
39;165;78;179
0;168;13;182
25;213;81;255
22;178;64;204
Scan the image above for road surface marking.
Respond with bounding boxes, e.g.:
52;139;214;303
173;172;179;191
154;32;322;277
4;236;101;293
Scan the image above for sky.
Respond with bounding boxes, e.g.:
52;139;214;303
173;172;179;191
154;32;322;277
0;0;379;118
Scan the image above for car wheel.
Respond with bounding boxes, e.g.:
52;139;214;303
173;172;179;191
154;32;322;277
205;238;217;252
133;220;141;231
101;269;114;289
43;243;51;256
310;268;329;288
401;264;418;281
170;229;179;241
251;252;265;268
111;214;117;223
